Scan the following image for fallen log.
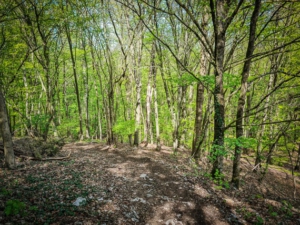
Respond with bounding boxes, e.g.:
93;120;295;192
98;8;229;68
19;150;71;161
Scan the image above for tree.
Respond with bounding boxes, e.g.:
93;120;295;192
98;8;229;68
0;88;15;169
64;7;84;141
232;0;261;188
209;0;244;176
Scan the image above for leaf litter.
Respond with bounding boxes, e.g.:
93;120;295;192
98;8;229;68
0;141;299;224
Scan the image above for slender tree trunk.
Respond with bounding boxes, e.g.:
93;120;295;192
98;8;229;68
254;72;274;171
82;38;90;139
243;85;252;154
0;89;15;169
192;84;205;158
144;77;152;146
95;85;102;140
153;48;161;150
133;33;143;147
107;60;115;145
203;91;213;151
211;2;227;177
154;87;161;151
232;0;261;188
192;19;208;159
144;42;156;147
65;25;83;140
89;35;105;141
22;71;32;135
177;85;188;147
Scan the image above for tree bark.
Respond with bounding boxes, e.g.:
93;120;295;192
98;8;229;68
82;37;90;139
232;0;261;188
192;57;206;160
133;28;143;147
144;42;155;147
0;89;15;169
211;0;227;177
192;11;209;160
65;24;83;140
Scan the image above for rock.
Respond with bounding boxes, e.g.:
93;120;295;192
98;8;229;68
166;221;174;225
74;222;83;225
140;174;147;179
146;194;153;198
165;219;183;225
224;198;242;208
73;197;86;206
227;213;243;224
124;210;139;222
131;197;146;204
131;218;139;222
161;196;169;201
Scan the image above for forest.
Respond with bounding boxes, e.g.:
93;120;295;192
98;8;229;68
0;0;300;224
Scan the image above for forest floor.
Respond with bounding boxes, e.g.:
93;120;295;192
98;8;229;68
0;141;300;225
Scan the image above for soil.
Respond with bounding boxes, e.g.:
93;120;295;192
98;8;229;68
0;141;300;225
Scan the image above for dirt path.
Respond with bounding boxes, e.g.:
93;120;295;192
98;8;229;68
59;143;229;224
1;142;299;225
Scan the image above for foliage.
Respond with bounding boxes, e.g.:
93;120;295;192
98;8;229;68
112;119;135;138
255;215;264;225
280;200;293;218
0;188;10;196
205;169;229;190
187;158;202;177
224;137;257;159
4;200;26;216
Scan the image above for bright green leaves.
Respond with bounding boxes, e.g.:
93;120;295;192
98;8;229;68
224;136;257;157
113;119;135;137
24;62;34;69
209;137;257;162
228;136;257;150
171;73;198;86
199;74;215;87
224;72;239;89
31;114;51;133
168;72;214;87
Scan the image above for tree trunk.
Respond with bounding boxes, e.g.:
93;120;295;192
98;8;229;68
254;72;274;171
65;24;83;140
82;38;90;139
144;42;155;147
192;14;208;159
0;89;15;169
95;85;102;140
211;1;227;177
232;0;261;188
133;33;143;147
210;0;243;177
89;35;104;141
243;85;253;154
153;46;161;150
